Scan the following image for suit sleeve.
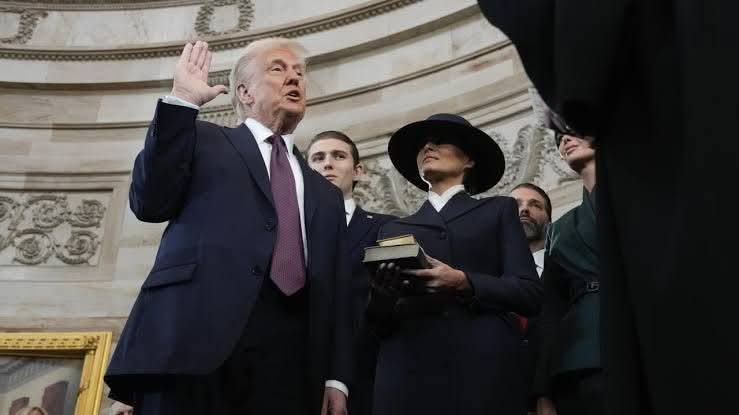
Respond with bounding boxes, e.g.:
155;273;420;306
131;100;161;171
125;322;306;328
129;100;199;223
465;197;543;317
330;194;355;387
532;257;570;397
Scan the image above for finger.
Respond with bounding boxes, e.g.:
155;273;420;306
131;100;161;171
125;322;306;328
178;43;193;67
190;41;205;67
203;50;213;74
210;84;228;96
403;269;432;278
196;42;209;69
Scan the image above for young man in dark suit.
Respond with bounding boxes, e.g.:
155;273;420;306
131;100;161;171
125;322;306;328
105;39;352;415
307;131;395;415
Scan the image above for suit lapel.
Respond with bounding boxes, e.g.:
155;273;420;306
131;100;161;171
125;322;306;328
348;206;376;252
223;124;274;207
295;149;318;240
439;192;483;223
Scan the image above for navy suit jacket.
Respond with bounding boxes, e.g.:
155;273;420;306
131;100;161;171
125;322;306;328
370;193;542;415
105;102;353;412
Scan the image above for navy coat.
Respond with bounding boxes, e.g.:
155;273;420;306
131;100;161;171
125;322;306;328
105;101;353;413
345;206;395;415
370;192;542;415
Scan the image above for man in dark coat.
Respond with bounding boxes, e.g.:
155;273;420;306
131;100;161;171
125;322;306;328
104;39;352;415
367;114;542;415
307;131;396;415
477;2;739;414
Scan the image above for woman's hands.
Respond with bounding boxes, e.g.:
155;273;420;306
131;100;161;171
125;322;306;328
404;255;470;291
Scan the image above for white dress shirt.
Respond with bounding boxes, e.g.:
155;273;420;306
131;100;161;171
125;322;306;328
344;198;356;225
428;184;466;212
532;248;545;277
161;96;348;398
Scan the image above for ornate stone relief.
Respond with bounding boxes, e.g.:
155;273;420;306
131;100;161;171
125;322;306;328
355;122;579;217
195;0;254;37
0;7;47;45
0;192;109;266
0;0;424;60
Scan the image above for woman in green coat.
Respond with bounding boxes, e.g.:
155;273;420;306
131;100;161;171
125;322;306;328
534;111;602;415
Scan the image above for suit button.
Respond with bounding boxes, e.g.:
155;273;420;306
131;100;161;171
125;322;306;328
265;220;275;231
439;231;447;239
252;266;262;276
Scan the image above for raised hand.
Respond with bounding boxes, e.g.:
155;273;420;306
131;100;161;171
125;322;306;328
170;41;228;107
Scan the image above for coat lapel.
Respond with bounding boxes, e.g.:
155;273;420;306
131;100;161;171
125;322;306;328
223;124;274;207
395;200;447;230
439;192;484;223
347;206;376;252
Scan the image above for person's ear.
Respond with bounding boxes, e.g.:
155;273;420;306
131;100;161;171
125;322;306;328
353;162;364;180
236;83;253;106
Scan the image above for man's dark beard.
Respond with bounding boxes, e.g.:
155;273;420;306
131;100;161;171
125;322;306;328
521;220;545;242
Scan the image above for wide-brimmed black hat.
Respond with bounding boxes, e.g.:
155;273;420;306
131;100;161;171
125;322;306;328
387;113;505;195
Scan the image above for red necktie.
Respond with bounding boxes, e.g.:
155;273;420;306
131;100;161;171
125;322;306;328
267;135;306;295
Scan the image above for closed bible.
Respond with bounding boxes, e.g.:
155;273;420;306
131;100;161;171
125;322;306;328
362;234;431;271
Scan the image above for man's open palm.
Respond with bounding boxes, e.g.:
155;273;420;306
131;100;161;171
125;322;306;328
170;41;227;106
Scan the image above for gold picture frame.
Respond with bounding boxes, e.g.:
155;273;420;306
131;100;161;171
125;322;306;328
0;332;112;415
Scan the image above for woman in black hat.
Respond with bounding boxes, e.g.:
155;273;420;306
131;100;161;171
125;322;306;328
366;113;542;415
533;112;602;415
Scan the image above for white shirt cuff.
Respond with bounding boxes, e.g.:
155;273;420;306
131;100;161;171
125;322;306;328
162;95;200;111
325;380;349;397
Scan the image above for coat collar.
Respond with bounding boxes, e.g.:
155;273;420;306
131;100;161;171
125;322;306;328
396;192;484;229
438;191;484;223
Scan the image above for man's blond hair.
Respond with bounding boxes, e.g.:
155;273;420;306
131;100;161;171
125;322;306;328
229;37;308;121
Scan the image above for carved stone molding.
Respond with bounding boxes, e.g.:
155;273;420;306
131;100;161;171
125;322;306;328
0;0;424;60
0;192;108;267
0;7;48;45
195;0;254;37
0;0;202;11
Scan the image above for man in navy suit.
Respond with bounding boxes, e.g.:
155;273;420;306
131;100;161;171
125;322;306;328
306;131;395;415
105;38;352;415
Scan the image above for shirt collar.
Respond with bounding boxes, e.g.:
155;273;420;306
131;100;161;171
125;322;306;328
532;248;545;277
245;118;296;153
428;184;466;212
344;198;356;217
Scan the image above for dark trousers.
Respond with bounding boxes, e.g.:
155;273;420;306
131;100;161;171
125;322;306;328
552;369;604;415
136;279;310;415
349;330;379;415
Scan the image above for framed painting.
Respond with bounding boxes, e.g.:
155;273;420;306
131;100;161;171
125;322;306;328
0;332;112;415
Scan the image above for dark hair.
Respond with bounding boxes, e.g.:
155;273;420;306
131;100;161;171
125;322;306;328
307;130;360;166
511;182;552;220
